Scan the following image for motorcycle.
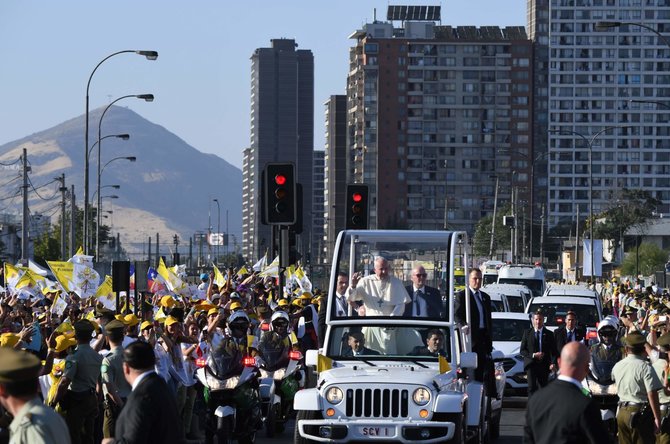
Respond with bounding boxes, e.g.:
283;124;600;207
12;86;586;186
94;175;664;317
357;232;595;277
196;342;263;444
584;344;620;438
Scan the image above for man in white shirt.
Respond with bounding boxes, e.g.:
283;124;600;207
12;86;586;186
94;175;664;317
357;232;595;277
347;257;410;317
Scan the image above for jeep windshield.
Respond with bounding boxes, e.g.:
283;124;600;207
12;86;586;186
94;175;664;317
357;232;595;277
327;325;452;361
330;231;459;322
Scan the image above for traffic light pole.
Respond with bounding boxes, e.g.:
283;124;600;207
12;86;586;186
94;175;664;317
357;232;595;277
277;226;290;302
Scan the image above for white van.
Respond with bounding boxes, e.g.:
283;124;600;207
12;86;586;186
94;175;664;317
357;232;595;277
483;283;531;313
480;260;505;286
497;264;546;298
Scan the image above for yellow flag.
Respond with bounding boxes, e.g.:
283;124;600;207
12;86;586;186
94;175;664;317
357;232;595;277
290;331;298;346
317;354;333;373
236;266;249;278
213;265;226;288
55;321;73;334
3;263;22;288
438;355;451;374
157;258;171;284
46;261;74;292
95;276;113;298
75;246;84;256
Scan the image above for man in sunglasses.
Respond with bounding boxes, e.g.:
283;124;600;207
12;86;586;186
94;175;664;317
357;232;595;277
403;265;443;318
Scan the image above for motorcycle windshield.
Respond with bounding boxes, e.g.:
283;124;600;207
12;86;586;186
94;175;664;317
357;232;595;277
258;333;290;371
591;351;618;384
208;340;245;380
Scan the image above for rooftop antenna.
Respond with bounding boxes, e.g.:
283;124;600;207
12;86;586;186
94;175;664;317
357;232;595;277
373;7;376;22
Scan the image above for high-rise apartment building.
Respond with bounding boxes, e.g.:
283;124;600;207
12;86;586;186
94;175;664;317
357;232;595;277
323;95;348;262
312;150;325;263
347;11;533;238
242;39;314;262
543;0;670;229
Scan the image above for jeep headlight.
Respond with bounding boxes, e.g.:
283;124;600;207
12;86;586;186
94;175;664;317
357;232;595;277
412;387;431;405
325;387;344;404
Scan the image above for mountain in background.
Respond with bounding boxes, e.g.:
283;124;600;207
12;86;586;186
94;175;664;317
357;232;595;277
0;106;243;256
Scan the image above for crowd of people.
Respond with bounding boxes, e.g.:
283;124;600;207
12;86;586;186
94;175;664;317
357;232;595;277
0;266;323;444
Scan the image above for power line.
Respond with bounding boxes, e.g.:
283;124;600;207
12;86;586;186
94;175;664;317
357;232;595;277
27;177;59;201
0;158;21;166
0;175;21;189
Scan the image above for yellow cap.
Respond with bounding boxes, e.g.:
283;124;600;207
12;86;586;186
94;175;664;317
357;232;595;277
207;308;219;317
195;301;215;312
277;299;289;307
300;291;313;300
230;301;243;311
140;321;153;331
165;316;179;327
115;314;124;322
124;314;140;327
54;335;77;353
0;333;20;348
161;295;176;308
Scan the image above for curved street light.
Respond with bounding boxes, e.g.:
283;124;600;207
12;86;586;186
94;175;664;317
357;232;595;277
96;156;136;258
549;125;631;281
88;134;130;159
213;198;221;264
95;94;152;259
84;49;157;255
595;21;670;49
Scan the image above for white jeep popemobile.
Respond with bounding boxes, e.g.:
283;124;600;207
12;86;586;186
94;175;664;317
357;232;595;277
294;230;505;443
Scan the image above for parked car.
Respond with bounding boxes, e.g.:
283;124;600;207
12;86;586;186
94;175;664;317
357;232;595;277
492;312;530;395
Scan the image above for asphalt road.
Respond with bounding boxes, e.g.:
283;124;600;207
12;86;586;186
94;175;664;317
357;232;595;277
254;397;528;444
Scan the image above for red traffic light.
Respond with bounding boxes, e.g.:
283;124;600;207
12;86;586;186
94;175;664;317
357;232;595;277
275;174;287;186
352;192;363;203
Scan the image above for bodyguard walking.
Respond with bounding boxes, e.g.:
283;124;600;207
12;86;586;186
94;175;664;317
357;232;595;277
51;320;103;444
612;331;662;444
100;320;131;438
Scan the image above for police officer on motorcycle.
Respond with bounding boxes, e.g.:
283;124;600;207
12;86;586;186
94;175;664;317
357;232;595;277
590;316;624;364
258;312;291;371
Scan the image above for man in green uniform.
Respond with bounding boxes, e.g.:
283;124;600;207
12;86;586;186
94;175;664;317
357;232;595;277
51;320;103;444
0;346;70;444
100;320;131;439
612;331;663;444
654;333;670;444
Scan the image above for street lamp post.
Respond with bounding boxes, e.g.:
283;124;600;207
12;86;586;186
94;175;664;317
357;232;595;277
213;198;221;265
96;156;136;259
83;50;157;255
549;125;628;282
595;21;670;48
95;94;153;259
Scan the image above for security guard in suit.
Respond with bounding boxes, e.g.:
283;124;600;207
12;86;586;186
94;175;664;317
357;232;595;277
654;333;670;444
0;346;70;443
100;320;131;438
51;319;103;444
612;331;663;444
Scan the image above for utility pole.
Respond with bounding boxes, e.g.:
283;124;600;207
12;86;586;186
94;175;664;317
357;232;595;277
155;232;160;266
69;185;75;257
148;236;152;264
57;174;67;260
540;204;545;265
575;206;580;281
21;148;29;263
489;176;499;259
443;196;448;230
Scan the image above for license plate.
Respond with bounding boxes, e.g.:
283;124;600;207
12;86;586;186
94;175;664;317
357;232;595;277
358;426;393;437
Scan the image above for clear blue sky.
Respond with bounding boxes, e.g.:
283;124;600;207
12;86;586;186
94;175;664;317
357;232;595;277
0;0;526;169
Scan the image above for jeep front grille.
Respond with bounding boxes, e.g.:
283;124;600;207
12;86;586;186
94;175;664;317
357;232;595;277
345;388;409;418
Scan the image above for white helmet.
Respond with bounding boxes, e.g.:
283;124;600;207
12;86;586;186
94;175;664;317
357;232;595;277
227;311;250;325
597;315;619;333
271;311;289;324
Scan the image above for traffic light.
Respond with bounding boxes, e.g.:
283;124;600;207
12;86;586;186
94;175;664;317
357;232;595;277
263;163;297;225
345;184;369;229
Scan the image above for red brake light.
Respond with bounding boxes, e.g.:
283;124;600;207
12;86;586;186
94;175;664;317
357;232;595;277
260;322;270;331
195;357;206;368
556;317;564;324
352;192;363;203
586;330;598;339
242;356;256;367
274;174;287;185
289;350;303;361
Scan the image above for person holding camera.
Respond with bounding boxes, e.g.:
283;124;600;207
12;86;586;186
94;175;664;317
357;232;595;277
612;331;663;444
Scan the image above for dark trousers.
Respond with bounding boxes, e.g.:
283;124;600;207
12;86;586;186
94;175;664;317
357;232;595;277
63;391;98;444
526;365;549;396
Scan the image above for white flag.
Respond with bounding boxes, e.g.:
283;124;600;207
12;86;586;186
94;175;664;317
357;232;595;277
583;239;603;277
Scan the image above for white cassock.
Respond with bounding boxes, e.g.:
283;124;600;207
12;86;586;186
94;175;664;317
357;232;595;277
347;275;411;354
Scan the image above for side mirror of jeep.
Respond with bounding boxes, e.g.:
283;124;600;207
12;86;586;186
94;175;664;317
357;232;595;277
491;350;505;362
305;349;320;367
460;352;478;370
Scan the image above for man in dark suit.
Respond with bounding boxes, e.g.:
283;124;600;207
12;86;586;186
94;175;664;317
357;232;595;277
102;341;182;444
409;329;447;357
524;341;610;444
554;310;584;355
404;265;444;318
520;310;558;396
455;268;494;392
342;332;381;357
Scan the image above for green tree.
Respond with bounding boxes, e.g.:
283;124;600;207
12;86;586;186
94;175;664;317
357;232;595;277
620;242;668;277
592;189;661;258
33;230;61;265
473;203;512;257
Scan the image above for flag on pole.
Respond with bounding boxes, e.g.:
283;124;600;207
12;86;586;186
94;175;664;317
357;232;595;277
258;256;279;278
96;276;116;310
252;254;267;272
236;266;249;278
3;263;23;289
46;261;74;292
213;265;226;288
294;266;313;292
